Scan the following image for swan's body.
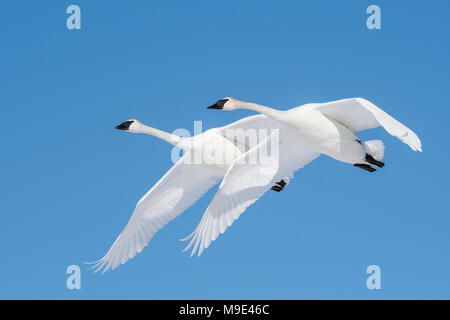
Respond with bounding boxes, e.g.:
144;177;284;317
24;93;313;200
91;116;283;272
209;97;421;169
180;97;422;256
276;106;363;163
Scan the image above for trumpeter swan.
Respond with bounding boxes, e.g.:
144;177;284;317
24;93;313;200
208;97;422;167
90;116;285;272
180;97;422;256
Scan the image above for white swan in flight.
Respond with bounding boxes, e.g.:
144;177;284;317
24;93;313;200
90;116;284;273
180;97;422;256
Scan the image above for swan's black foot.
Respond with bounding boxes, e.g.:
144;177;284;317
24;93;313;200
271;179;288;192
365;154;385;168
354;163;376;172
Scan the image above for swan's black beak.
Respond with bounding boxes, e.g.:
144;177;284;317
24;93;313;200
207;98;229;110
115;120;134;130
207;103;223;110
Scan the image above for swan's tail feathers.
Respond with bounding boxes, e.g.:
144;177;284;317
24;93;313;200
363;140;385;162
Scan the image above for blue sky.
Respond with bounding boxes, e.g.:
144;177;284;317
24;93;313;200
1;0;449;299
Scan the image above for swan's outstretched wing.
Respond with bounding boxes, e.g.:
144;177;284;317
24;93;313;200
311;98;422;152
90;153;222;273
182;130;319;256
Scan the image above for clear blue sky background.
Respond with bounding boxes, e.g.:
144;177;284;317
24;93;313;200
1;0;449;299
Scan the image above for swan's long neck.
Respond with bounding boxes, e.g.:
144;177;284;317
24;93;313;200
139;125;183;147
234;101;282;119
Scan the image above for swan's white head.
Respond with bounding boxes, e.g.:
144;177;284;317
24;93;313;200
115;119;143;133
207;97;238;110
